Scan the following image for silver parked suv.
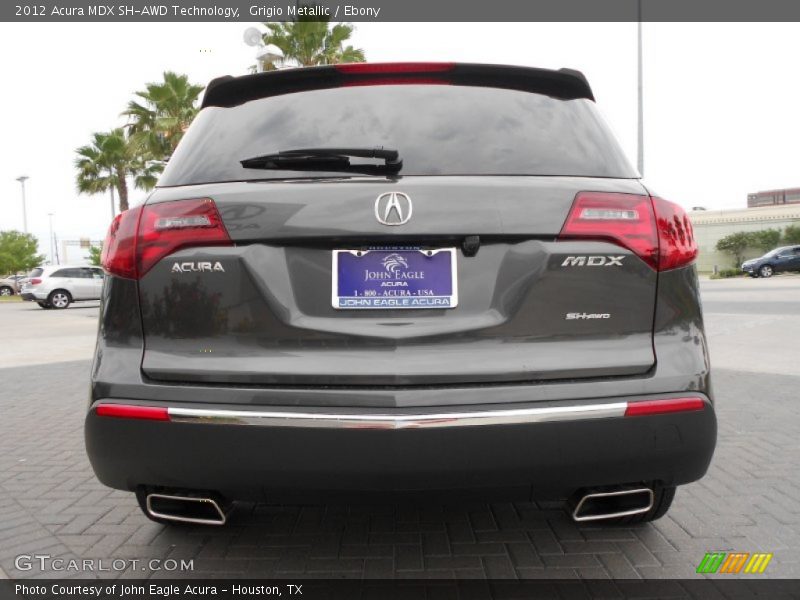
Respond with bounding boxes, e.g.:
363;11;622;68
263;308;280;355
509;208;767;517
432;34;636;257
20;265;104;309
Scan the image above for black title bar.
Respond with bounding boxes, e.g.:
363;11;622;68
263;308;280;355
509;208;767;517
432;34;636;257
6;0;800;22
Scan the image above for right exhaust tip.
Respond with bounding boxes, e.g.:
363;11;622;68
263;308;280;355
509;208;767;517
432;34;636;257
571;487;654;522
145;492;229;526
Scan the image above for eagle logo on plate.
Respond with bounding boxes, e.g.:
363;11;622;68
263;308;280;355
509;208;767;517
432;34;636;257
375;192;412;226
381;253;409;275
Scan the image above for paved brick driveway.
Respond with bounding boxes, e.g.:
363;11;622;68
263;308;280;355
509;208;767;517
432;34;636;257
0;279;799;579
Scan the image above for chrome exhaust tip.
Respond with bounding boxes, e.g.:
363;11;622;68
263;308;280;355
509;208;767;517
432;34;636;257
571;487;654;522
145;493;229;526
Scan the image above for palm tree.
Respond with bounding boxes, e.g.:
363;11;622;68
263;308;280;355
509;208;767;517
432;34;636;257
262;16;365;68
123;71;204;160
75;129;159;213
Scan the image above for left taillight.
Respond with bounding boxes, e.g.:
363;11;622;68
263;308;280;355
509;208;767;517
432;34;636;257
101;198;232;280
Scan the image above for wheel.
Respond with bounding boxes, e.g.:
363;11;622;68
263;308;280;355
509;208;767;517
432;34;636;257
605;486;676;525
0;286;13;296
758;264;774;278
47;290;72;309
37;302;51;309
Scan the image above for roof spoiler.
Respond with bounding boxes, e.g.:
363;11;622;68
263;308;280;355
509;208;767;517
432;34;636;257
201;63;594;108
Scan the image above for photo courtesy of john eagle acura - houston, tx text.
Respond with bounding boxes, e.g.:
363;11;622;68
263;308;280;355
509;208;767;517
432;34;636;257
84;62;716;527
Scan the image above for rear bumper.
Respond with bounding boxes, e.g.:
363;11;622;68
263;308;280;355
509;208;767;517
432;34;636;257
20;292;41;301
85;394;717;502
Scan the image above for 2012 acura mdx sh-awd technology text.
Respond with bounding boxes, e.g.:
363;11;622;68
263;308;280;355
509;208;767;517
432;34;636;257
85;63;716;526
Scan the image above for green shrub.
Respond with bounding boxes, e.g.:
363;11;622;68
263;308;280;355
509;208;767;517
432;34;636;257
709;268;744;280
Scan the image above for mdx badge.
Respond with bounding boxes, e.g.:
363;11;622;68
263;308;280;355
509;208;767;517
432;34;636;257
375;192;412;226
171;262;225;273
561;256;624;267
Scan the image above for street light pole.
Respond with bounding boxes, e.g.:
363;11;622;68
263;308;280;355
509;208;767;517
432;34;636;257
637;0;644;176
16;176;29;233
48;213;56;265
109;167;116;218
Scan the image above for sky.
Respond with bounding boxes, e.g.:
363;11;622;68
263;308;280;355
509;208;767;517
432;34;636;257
0;22;799;264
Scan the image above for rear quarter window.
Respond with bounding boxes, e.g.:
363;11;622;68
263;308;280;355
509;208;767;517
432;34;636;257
160;84;636;186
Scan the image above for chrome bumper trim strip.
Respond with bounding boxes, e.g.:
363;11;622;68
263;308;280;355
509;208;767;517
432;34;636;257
167;402;628;429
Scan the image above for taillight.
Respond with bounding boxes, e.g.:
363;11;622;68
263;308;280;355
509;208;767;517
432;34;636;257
652;197;698;271
558;192;697;271
101;198;231;280
30;278;42;285
101;206;142;279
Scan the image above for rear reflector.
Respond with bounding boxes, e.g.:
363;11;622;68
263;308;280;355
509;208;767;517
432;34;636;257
558;192;698;271
624;397;705;417
101;198;232;280
95;403;169;421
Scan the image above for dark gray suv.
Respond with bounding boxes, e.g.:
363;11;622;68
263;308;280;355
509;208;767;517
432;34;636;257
85;63;716;526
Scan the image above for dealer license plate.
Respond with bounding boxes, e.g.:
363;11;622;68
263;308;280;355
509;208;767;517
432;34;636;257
332;247;458;309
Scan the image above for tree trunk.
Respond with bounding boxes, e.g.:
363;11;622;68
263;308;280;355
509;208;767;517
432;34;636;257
116;168;129;212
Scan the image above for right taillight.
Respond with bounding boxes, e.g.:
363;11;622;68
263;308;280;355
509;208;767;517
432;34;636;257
558;192;697;271
651;196;698;271
101;198;232;280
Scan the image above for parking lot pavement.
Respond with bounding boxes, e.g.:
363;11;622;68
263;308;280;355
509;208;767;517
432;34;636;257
0;301;99;369
0;277;799;579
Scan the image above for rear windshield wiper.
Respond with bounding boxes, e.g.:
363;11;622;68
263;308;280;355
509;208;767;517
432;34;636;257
240;147;402;175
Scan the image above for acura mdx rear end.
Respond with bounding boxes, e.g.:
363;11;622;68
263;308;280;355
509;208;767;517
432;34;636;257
85;63;716;526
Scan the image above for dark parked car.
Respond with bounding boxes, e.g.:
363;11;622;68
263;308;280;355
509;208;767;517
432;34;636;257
85;63;716;526
741;245;800;278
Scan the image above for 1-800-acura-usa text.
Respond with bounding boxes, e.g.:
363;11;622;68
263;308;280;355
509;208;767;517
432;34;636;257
85;63;716;525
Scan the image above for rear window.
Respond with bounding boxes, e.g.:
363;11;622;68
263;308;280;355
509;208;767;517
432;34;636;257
159;85;636;187
28;268;43;277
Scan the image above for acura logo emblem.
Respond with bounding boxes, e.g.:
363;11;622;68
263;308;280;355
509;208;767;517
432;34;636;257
375;192;412;226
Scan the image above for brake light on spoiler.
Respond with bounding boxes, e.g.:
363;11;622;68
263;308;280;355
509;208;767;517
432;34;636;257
101;198;232;280
558;192;697;271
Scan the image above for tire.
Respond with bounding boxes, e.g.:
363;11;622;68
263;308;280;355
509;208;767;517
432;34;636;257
37;302;51;309
0;286;13;296
47;290;72;309
759;264;774;278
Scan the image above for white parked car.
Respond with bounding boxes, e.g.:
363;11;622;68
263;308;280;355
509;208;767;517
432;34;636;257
20;265;104;309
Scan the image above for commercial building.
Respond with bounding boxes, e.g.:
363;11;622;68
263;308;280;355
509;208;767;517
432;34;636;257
689;204;800;272
747;187;800;208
